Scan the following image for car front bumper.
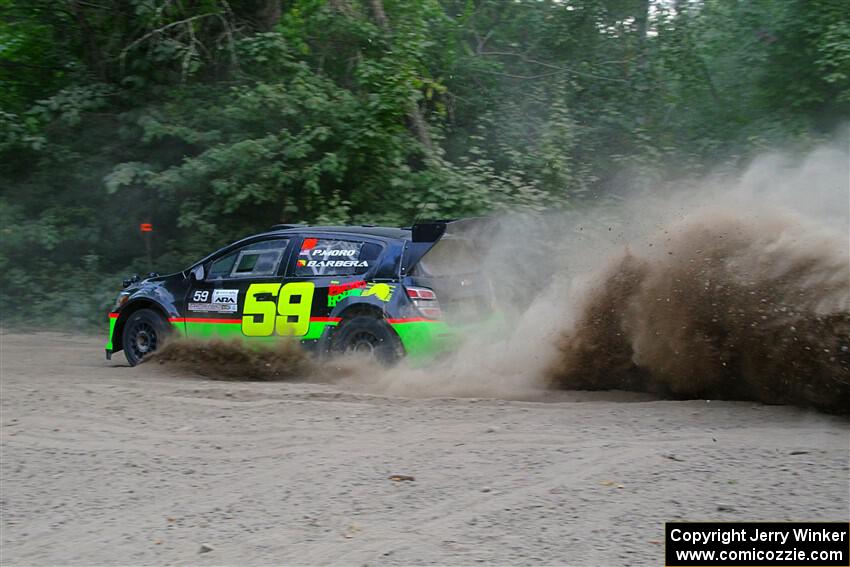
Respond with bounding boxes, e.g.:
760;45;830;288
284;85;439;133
104;312;121;359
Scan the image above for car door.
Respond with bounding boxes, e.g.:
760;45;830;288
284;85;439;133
284;235;387;341
184;237;296;341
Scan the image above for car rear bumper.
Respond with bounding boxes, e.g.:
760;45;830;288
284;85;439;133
389;312;504;360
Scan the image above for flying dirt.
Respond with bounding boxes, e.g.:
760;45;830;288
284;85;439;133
150;338;314;380
149;144;850;414
547;210;850;413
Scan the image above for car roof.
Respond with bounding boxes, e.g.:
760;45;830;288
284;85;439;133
262;225;412;240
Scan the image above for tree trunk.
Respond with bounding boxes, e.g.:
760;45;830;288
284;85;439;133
367;0;434;153
254;0;281;32
70;1;106;80
369;0;389;29
635;0;649;47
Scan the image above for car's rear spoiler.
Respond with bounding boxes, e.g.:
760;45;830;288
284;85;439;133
411;217;495;242
402;218;495;275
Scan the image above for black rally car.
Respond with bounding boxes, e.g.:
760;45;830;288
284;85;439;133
106;220;497;366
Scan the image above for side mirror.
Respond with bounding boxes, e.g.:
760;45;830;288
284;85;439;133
190;265;205;281
122;274;140;288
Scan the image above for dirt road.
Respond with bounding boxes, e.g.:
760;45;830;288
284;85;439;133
1;333;848;566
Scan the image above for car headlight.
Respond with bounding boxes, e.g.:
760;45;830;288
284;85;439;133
114;292;131;309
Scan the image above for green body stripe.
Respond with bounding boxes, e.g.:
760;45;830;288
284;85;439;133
391;313;507;359
303;320;339;340
105;316;117;350
107;317;338;351
390;320;452;359
177;320;338;342
107;310;503;363
181;321;243;339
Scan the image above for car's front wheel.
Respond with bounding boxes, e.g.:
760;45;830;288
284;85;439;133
330;316;403;365
122;308;169;366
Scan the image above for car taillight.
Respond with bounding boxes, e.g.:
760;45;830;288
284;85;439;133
405;286;441;319
406;287;436;300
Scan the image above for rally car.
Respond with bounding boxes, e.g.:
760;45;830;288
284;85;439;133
106;220;496;366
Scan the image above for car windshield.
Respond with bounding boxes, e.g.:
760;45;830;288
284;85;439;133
413;238;482;277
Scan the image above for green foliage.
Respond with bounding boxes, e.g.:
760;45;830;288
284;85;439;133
0;0;844;329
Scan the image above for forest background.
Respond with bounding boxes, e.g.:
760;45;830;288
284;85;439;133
1;0;847;329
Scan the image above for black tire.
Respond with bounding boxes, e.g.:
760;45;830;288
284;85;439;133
330;316;403;365
122;308;169;366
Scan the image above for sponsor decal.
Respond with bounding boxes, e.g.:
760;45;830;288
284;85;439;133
242;282;315;337
188;289;238;313
188;302;237;313
327;280;367;307
329;280;368;296
326;281;395;307
310;248;356;258
212;289;238;305
305;259;368;268
362;282;394;302
297;238;365;276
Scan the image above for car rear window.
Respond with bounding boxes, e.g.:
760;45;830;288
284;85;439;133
294;238;381;277
412;238;482;276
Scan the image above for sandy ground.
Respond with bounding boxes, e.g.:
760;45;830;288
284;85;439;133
1;332;848;566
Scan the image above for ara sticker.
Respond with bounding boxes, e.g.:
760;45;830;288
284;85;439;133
212;289;238;305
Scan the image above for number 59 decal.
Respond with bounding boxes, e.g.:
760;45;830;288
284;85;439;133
242;282;315;337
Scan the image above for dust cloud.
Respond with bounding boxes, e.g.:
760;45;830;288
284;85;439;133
361;143;850;413
149;338;315;381
152;143;850;413
547;211;850;413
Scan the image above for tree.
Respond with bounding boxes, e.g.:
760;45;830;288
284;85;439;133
0;0;841;328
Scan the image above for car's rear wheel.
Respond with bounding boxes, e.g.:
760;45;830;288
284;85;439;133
330;316;403;365
122;308;169;366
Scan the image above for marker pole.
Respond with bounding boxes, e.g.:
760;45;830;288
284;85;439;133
140;223;154;273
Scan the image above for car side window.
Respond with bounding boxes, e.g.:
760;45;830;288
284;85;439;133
207;239;289;280
294;238;382;277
